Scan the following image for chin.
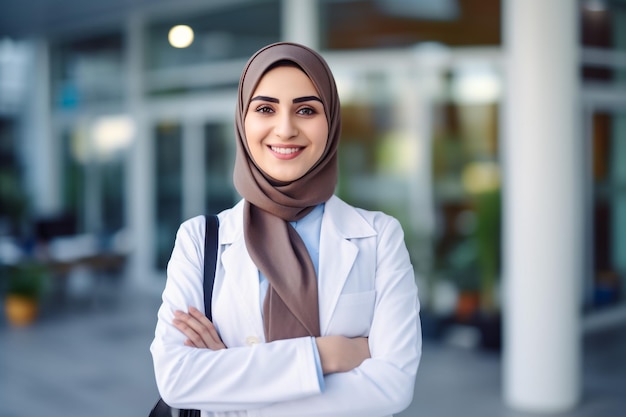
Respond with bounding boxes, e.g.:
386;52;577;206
267;171;304;183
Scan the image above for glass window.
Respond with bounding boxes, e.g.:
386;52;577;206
60;125;87;234
154;122;182;270
204;122;237;215
431;102;500;315
581;0;626;50
590;110;626;309
58;115;132;237
50;33;125;109
333;64;433;278
0;117;26;236
319;0;501;50
92;115;133;234
580;2;626;83
332;53;502;323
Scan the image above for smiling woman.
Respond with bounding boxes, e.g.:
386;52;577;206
150;42;421;417
244;65;329;183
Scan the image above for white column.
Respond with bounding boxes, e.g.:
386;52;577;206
281;0;319;49
125;12;154;289
502;0;582;413
23;39;60;216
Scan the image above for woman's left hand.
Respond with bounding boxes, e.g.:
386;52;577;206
173;306;226;350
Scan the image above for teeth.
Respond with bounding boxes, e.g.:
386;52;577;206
271;146;300;155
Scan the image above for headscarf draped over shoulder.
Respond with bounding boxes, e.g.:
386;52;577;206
233;42;341;341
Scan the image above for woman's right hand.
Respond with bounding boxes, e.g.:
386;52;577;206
173;306;226;350
315;336;370;374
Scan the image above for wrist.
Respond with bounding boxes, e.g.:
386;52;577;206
315;336;338;374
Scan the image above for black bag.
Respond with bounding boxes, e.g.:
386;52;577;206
149;214;219;417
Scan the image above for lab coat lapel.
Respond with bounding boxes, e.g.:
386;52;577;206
219;202;265;340
318;196;376;334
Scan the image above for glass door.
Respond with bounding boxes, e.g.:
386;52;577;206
150;110;236;272
57;114;133;237
326;46;503;322
153;121;183;270
586;107;626;312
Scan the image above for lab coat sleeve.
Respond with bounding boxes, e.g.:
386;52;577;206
250;216;422;417
150;216;322;412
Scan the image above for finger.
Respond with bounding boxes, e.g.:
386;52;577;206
176;309;223;349
183;308;219;348
172;310;214;348
172;317;207;348
188;307;225;349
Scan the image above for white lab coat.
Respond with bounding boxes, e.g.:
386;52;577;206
151;195;421;417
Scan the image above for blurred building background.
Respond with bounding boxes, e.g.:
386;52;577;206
0;0;625;416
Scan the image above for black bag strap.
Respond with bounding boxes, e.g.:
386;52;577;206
150;215;220;417
203;214;219;321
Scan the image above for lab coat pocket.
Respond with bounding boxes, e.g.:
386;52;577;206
327;290;376;337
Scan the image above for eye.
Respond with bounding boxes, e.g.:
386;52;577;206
297;107;317;116
255;105;274;114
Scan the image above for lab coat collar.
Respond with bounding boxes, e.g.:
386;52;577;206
218;195;378;335
218;195;376;244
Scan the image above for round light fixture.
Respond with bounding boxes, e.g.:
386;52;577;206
168;25;194;48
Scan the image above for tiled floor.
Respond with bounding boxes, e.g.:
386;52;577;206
1;289;624;417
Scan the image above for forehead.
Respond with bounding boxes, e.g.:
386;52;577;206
252;65;319;94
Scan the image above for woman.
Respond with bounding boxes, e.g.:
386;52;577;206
151;42;421;417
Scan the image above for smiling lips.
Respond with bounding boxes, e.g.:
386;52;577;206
269;145;303;159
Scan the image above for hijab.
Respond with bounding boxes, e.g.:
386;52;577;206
233;42;341;341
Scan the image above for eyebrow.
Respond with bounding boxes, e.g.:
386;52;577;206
250;95;322;104
293;96;322;104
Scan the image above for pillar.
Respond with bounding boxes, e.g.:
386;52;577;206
281;0;319;49
502;0;582;412
22;39;60;216
126;12;154;289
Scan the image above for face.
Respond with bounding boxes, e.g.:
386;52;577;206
244;65;329;183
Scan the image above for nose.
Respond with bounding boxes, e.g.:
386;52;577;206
274;113;298;139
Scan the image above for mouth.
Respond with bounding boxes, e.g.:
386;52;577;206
269;145;303;159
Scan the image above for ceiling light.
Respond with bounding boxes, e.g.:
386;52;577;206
168;25;194;48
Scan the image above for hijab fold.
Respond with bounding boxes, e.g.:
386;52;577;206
233;42;341;342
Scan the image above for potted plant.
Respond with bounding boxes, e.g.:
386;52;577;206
473;187;501;350
461;161;502;350
4;262;48;326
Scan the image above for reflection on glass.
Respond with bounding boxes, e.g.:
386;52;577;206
92;115;133;234
51;33;124;109
319;0;500;50
335;67;429;277
155;122;182;270
591;111;626;308
61;127;87;233
100;154;125;234
431;98;500;320
59;116;131;237
204;123;236;215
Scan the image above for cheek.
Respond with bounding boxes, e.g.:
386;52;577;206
244;118;262;146
314;122;330;151
243;117;254;139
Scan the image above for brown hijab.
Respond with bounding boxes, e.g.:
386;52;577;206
233;42;341;341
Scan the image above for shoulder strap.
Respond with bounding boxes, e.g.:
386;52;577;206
150;216;218;417
203;214;219;321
